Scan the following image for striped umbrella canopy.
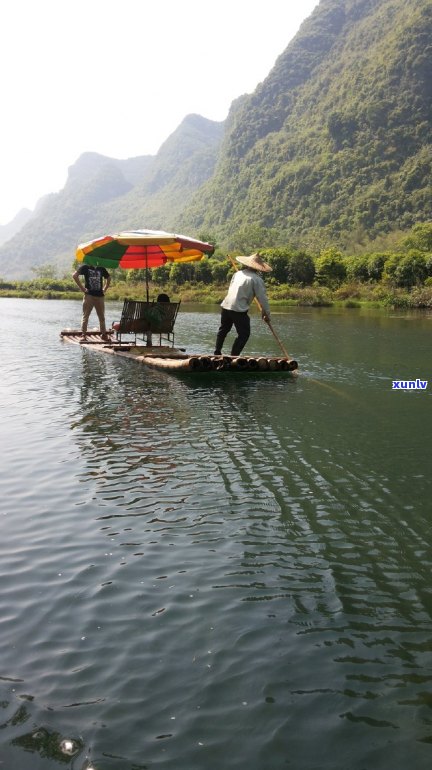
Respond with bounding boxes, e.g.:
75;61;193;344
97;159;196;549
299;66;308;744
76;229;215;300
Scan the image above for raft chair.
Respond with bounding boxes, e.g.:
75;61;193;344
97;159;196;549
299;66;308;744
112;299;154;344
150;299;181;347
112;298;180;347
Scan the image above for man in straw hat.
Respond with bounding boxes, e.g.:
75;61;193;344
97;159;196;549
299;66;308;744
214;253;272;356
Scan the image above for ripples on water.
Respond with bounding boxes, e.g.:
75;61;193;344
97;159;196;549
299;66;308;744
0;299;432;769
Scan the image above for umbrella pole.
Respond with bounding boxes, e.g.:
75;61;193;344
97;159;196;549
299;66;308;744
145;249;149;303
227;254;293;360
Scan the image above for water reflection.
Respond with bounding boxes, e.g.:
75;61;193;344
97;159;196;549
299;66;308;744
70;353;189;511
69;351;297;527
12;726;84;764
3;300;432;769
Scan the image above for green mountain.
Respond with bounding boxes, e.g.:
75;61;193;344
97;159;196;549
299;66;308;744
0;115;223;279
0;0;430;280
94;114;225;234
181;0;432;246
0;153;150;279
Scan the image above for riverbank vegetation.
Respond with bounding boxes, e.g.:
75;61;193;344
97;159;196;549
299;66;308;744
1;223;431;309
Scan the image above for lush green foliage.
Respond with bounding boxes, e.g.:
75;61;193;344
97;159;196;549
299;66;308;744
2;224;432;307
314;249;347;287
262;249;316;285
183;0;432;247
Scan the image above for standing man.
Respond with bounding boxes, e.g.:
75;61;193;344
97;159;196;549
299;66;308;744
214;253;272;356
72;263;111;341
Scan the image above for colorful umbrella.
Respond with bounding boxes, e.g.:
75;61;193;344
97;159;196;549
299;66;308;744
76;229;215;301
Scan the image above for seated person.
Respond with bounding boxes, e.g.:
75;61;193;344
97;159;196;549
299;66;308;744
146;294;171;345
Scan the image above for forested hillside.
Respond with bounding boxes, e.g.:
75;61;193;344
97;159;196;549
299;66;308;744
0;0;430;279
182;0;432;245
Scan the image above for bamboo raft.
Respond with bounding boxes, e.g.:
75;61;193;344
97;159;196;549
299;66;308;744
60;329;298;374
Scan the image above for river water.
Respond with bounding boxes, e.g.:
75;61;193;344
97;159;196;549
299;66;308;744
0;298;431;770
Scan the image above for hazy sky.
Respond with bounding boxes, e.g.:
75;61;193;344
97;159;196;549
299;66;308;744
1;0;319;225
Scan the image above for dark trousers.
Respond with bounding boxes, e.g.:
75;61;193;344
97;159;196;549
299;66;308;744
214;308;250;356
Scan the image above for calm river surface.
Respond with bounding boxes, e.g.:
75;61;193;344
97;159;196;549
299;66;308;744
1;298;432;770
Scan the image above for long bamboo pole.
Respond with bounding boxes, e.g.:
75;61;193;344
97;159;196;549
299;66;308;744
227;254;292;360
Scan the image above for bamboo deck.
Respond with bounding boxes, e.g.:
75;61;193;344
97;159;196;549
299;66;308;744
60;329;298;374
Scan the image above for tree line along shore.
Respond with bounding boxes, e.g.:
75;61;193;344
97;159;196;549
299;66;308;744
1;223;431;310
